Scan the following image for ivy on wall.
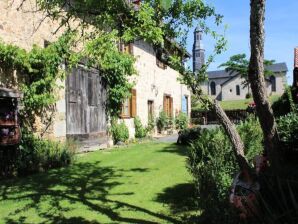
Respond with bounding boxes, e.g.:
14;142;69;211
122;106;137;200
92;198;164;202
0;31;137;133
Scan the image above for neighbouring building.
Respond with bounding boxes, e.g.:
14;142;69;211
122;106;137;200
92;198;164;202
293;47;298;88
193;27;288;101
0;0;191;148
205;63;287;101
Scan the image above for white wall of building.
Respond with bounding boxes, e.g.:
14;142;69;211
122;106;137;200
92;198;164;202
123;40;191;137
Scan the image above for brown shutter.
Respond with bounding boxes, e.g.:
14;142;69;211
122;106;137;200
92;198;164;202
170;97;173;117
163;95;167;112
129;43;134;55
131;89;137;117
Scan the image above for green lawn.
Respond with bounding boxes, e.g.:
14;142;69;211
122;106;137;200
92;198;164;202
193;95;281;111
0;142;197;224
219;95;281;110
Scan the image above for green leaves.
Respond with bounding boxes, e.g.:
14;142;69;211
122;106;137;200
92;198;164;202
0;32;73;130
219;53;276;88
161;0;172;11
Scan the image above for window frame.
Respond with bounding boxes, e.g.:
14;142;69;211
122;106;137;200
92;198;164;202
210;81;216;96
148;100;154;120
120;89;137;119
163;94;173;118
236;85;240;96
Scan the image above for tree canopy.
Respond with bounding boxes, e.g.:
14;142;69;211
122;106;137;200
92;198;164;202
219;53;275;87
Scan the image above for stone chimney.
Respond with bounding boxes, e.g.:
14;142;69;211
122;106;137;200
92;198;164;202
293;48;298;87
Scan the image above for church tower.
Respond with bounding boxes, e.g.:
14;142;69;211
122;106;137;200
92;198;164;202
193;26;205;73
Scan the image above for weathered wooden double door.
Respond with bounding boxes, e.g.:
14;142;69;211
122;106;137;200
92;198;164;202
66;65;107;143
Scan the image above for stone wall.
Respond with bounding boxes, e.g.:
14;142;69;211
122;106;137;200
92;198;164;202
123;40;191;137
0;1;191;140
206;73;286;101
0;0;67;139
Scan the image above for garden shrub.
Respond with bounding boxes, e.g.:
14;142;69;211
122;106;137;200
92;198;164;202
134;116;148;138
147;115;155;134
110;120;129;144
177;126;201;145
175;112;189;130
16;131;75;176
277;112;298;149
237;116;263;162
156;111;169;132
187;117;263;223
245;92;252;99
272;87;296;117
187;128;238;223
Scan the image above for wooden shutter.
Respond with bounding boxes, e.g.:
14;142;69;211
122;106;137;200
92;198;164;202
163;95;167;112
131;89;137;117
170;97;173;117
129;43;134;55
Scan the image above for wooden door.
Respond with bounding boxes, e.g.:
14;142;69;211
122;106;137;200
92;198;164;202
66;65;107;140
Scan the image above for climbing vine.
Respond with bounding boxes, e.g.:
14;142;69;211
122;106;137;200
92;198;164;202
0;31;138;132
0;32;74;133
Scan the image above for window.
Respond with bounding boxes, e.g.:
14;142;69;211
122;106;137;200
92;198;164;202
210;81;216;95
121;89;137;118
156;50;167;70
119;42;133;55
196;51;200;57
148;100;154;120
156;58;167;69
163;95;173;117
44;40;51;48
270;75;276;92
236;85;240;96
182;95;189;114
121;98;131;117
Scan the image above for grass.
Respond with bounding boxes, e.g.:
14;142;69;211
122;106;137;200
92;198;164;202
0;142;197;224
193;95;281;111
219;95;281;110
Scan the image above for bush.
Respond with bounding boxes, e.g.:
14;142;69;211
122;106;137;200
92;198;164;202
237;116;263;162
272;87;296;117
134;116;148;138
187;128;238;223
16;132;75;176
147;115;155;134
156;111;169;132
110;120;129;144
177;126;201;145
277;112;298;149
245;92;252;99
187;117;263;222
175;112;189;130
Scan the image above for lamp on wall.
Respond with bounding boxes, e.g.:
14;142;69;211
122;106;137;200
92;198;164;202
151;84;158;96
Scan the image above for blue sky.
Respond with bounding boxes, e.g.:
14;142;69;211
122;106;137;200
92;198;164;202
185;0;298;84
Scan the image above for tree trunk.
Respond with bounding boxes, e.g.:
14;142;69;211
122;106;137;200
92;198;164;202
213;100;252;174
248;0;280;170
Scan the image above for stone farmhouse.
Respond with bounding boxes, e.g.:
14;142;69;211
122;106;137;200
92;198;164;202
193;27;288;101
0;0;191;147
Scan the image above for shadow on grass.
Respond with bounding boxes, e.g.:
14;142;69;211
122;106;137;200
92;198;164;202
0;160;179;224
156;143;190;157
155;183;200;224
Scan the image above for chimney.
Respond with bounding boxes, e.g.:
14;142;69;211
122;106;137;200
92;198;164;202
293;47;298;87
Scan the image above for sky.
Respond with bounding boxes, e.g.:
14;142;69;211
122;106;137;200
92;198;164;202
185;0;298;84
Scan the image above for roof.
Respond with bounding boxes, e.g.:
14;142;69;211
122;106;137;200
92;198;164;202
165;37;191;58
207;62;288;79
195;25;202;32
265;62;288;73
